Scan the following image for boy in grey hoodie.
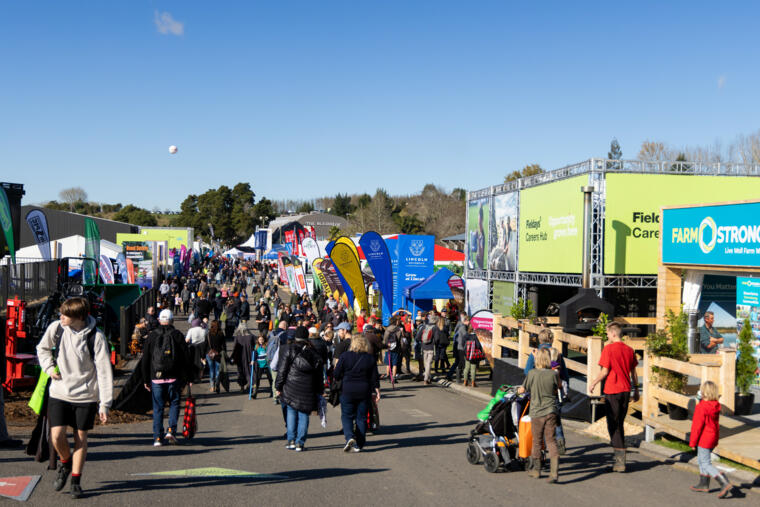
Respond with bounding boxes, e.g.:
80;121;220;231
37;297;113;499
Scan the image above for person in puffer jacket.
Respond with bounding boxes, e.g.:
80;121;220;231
689;380;734;498
275;336;324;452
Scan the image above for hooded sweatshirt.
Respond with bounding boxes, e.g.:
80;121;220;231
37;317;114;413
689;399;721;449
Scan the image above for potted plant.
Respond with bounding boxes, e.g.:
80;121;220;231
735;318;757;415
509;297;535;336
647;309;690;420
592;313;610;342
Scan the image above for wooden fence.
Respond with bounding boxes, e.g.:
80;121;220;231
642;350;736;417
492;314;654;396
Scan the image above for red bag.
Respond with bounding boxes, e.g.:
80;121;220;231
465;339;485;361
182;387;197;439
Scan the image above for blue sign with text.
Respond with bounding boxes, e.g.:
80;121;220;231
662;201;760;267
395;234;435;315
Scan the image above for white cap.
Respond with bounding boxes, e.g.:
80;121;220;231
159;309;174;322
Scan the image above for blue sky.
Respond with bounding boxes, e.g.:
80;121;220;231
2;1;759;210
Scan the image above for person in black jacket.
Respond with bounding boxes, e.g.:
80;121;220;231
433;317;451;373
275;337;324;452
224;298;240;340
238;294;251;333
141;310;193;446
334;334;380;452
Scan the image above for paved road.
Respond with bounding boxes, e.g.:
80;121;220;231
2;368;755;505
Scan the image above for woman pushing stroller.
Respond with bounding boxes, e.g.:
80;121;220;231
518;347;560;483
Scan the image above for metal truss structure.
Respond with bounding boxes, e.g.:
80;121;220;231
464;158;760;301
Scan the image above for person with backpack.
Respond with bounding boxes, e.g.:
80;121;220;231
420;314;437;384
36;297;113;499
382;316;403;382
433;317;451;373
447;314;469;382
275;335;324;452
267;320;288;402
141;309;193;447
463;327;485;387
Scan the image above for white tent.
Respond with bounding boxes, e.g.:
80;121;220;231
12;234;123;262
239;233;256;248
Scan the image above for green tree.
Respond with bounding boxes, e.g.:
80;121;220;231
395;213;424;234
113;205;158;226
327;225;343;240
504;164;544;183
670;153;691;173
253;198;277;226
356;193;372;209
736;319;758;394
230;182;256;240
607;138;623;170
296;201;315;213
332;193;355;218
451;188;467;201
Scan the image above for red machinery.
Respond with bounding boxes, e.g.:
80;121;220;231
3;296;37;391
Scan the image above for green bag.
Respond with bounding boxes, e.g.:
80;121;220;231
220;310;227;323
29;370;51;415
476;385;510;422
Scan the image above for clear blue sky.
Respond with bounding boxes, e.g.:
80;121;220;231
2;1;758;210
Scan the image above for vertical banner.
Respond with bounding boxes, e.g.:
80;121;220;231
126;258;136;284
447;275;465;308
301;237;321;267
396;234;434;315
471;309;495;366
276;252;288;285
0;186;16;263
467;198;489;270
291;256;308;296
25;209;51;261
99;254;115;284
115;253;129;284
281;254;297;292
330;241;369;311
325;241;355;308
359;231;394;325
84;218;100;284
312;259;331;294
736;277;760;386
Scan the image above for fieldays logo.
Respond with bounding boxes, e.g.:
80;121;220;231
671;215;760;255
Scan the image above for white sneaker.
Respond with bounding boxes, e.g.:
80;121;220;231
164;432;178;445
343;438;356;452
286;440;295;449
153;438;162;447
351;442;361;453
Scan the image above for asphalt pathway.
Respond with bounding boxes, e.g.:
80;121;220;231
2;370;756;505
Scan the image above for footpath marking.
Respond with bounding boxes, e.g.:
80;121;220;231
403;409;432;418
131;467;286;479
0;475;41;502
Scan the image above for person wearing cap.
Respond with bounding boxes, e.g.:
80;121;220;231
141;309;193;447
333;322;352;366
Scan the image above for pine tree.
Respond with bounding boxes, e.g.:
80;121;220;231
607;138;622;170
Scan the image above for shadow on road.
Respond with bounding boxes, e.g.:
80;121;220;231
83;467;390;498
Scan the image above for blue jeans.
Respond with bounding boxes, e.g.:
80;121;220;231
151;380;181;440
207;356;220;386
697;446;720;477
340;395;368;448
286;405;310;445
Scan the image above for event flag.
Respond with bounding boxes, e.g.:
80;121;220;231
318;258;350;307
280;254;297;292
126;258;136;284
276;252;288;285
359;231;393;323
301;237;321;267
83;218;100;285
325;241;354;308
312;259;331;295
115;253;129;284
99;254;115;284
25;209;51;261
330;241;368;311
0;186;16;264
291;256;308;296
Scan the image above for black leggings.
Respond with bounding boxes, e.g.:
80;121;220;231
253;366;272;396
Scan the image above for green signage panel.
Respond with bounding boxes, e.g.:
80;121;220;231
604;174;760;274
491;281;515;315
518;175;586;273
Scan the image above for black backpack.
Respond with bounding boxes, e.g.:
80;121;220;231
387;327;402;351
151;327;176;377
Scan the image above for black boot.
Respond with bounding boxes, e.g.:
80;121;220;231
690;475;710;492
715;473;733;498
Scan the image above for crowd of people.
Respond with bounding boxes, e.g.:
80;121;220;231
19;254;738;499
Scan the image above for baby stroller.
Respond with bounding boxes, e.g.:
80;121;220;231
466;385;528;473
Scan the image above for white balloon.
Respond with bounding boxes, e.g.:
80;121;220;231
169;145;178;154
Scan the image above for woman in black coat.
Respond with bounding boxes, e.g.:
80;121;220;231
275;338;324;451
334;334;380;452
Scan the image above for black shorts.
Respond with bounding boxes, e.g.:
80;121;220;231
48;397;98;431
